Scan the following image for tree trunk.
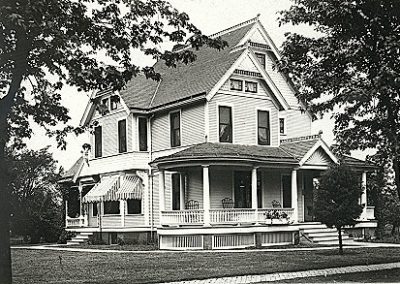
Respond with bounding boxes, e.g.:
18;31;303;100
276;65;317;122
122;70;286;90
393;157;400;199
338;226;343;255
0;140;11;284
0;36;28;284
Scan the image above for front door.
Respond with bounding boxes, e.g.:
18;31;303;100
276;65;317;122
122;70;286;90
234;171;251;208
303;172;321;222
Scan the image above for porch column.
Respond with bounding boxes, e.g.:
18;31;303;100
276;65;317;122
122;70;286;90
159;170;165;222
180;174;185;210
120;200;125;227
78;183;83;217
291;169;298;223
361;171;367;220
252;167;259;223
203;165;210;226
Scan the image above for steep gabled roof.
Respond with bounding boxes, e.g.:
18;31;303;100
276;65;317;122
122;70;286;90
119;18;257;110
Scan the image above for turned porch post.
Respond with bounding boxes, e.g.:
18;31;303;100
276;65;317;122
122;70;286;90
159;170;165;222
251;167;258;221
180;173;185;210
361;171;367;219
291;169;298;223
120;200;125;227
78;183;83;217
203;165;210;226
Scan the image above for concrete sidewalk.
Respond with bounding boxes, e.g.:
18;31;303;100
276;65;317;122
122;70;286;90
11;240;400;254
162;262;400;284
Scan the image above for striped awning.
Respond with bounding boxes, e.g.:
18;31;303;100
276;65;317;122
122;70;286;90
116;175;143;200
83;176;120;203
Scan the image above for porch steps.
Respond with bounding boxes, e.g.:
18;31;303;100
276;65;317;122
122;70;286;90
300;223;351;244
66;232;93;245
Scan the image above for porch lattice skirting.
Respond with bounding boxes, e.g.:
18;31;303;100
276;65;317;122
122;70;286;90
157;226;298;250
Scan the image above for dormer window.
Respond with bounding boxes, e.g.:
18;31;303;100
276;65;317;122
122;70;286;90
255;53;266;69
230;79;243;91
245;81;258;93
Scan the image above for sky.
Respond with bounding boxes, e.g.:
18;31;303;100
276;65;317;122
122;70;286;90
26;0;369;171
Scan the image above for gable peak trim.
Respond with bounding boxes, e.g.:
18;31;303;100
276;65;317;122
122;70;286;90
209;14;260;39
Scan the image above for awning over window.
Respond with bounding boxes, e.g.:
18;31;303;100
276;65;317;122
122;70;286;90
116;175;143;200
83;176;120;203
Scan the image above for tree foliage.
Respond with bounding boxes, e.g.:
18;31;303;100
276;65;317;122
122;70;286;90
7;147;63;243
314;165;363;253
279;0;400;193
0;1;226;282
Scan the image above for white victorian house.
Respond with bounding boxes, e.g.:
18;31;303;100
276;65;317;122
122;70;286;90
60;15;377;250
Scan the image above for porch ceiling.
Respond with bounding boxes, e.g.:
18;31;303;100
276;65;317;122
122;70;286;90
151;142;299;169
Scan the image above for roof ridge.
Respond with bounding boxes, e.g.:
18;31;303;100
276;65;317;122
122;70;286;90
209;14;260;39
171;14;260;53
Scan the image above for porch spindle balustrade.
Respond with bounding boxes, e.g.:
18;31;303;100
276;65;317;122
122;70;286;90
160;210;204;225
160;208;295;226
66;215;88;227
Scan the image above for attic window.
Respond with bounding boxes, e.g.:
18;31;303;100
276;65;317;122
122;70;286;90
245;81;258;93
102;98;109;109
230;79;243;91
255;53;266;69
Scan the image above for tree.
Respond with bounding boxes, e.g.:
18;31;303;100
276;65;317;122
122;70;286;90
314;165;363;254
0;1;226;282
7;147;62;243
278;1;400;193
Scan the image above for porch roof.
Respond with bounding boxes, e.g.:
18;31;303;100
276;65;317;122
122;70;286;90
151;142;299;168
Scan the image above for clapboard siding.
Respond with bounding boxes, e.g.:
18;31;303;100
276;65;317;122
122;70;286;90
210;169;233;209
152;103;205;152
182;103;205;145
89;110;131;158
298;172;304;222
80;151;149;177
187;168;203;209
265;54;298;108
281;110;312;139
209;92;279;146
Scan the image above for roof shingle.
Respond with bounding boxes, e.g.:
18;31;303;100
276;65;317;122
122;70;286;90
119;22;255;110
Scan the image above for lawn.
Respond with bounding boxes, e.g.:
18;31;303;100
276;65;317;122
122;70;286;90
277;268;400;283
12;247;400;284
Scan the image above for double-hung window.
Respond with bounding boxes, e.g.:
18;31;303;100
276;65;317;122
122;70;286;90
230;79;243;91
118;119;127;153
94;125;102;158
170;111;181;147
219;106;232;143
245;81;258;93
258;110;270;145
138;117;148;151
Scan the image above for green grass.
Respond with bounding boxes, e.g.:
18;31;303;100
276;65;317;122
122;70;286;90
12;247;400;284
277;268;400;283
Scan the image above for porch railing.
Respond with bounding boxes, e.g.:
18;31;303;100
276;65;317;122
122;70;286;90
66;215;87;227
210;209;256;224
160;208;295;226
160;210;204;225
365;206;375;220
